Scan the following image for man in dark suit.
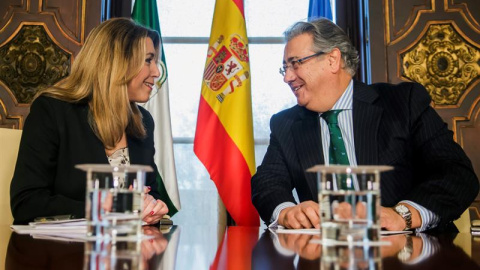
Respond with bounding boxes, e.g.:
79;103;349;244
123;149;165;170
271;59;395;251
251;18;478;232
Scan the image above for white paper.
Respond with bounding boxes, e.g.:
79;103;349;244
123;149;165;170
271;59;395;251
381;230;413;235
31;234;87;242
274;228;319;235
11;225;86;235
11;220;157;242
29;218;87;226
309;238;392;246
273;227;412;236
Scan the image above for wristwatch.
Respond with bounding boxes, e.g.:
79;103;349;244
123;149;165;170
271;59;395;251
397;235;413;262
394;204;412;230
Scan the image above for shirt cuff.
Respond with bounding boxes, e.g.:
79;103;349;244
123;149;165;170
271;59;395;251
400;200;440;232
269;202;296;228
268;228;296;256
405;233;439;264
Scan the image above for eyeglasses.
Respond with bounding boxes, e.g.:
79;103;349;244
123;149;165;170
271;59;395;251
279;51;325;76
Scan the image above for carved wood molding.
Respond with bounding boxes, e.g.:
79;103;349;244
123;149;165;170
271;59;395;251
0;1;29;33
0;97;23;129
385;0;435;45
452;95;480;143
0;0;101;130
445;0;480;33
0;0;87;46
39;0;87;45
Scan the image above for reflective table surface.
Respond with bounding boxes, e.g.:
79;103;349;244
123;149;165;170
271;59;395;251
2;224;480;269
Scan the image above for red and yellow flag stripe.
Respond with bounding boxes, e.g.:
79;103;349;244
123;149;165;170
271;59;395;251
194;0;259;226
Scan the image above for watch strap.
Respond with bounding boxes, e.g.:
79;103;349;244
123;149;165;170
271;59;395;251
394;205;412;230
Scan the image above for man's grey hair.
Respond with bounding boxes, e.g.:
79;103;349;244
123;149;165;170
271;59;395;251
284;18;359;76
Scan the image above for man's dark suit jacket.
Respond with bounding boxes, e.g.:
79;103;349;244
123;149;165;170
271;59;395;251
10;96;161;225
251;81;479;230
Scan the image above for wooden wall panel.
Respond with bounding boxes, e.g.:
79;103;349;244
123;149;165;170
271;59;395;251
40;0;86;45
368;0;480;202
0;0;102;129
388;0;435;42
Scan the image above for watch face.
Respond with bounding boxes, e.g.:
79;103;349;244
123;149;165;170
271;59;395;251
395;205;408;214
395;205;412;230
397;249;411;261
397;236;413;261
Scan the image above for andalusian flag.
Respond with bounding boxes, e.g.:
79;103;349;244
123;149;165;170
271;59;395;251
132;0;181;216
194;0;259;226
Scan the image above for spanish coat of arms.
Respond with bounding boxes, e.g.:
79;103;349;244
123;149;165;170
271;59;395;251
203;34;250;103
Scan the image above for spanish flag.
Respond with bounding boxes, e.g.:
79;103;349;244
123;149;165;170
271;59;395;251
194;0;259;226
209;227;259;270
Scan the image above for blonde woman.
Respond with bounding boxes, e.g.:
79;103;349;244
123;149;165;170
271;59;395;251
10;18;168;225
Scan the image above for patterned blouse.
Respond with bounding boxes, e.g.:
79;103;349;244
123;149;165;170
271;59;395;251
107;147;130;188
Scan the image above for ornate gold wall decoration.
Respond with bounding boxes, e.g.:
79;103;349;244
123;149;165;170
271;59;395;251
400;23;480;105
0;24;71;104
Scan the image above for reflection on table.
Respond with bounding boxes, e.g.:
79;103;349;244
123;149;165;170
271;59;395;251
5;225;178;270
83;226;169;270
252;230;480;270
2;224;480;269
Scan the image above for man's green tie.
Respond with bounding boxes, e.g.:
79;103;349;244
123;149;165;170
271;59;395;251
321;110;352;189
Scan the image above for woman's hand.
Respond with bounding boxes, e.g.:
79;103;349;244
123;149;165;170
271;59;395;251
142;187;168;224
141;226;168;262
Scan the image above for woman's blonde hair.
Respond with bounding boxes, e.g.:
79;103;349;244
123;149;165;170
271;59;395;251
36;18;160;150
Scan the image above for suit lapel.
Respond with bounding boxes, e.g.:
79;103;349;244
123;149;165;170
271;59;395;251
127;136;142;165
78;104;109;164
352;81;382;165
292;108;323;199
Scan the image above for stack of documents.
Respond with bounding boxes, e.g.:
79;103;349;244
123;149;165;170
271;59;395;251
10;217;174;241
10;218;87;241
472;219;480;236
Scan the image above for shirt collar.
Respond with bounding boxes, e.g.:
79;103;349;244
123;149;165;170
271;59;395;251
331;79;353;111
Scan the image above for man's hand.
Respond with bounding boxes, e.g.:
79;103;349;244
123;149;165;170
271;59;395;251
333;201;367;220
380;234;408;257
380;206;408;231
381;204;421;231
278;201;320;229
277;233;321;260
381;234;423;261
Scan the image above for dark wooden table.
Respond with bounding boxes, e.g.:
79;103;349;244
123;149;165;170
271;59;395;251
2;224;480;269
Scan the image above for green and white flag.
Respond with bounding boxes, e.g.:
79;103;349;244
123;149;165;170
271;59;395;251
132;0;180;216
